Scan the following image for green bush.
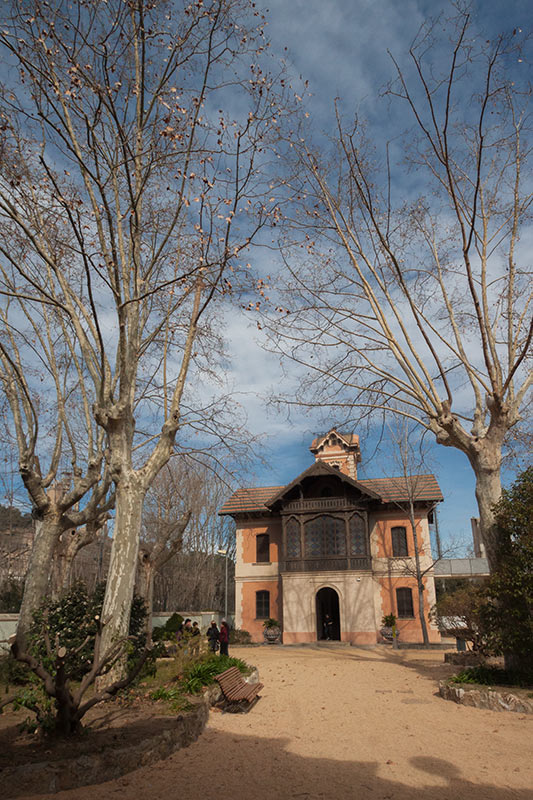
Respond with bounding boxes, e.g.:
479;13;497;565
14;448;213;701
29;581;152;681
229;628;252;645
432;583;489;653
0;652;31;687
451;665;533;688
152;612;184;642
180;653;250;695
149;685;193;712
164;613;184;633
480;467;533;668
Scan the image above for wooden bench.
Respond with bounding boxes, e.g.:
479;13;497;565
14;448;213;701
214;666;263;711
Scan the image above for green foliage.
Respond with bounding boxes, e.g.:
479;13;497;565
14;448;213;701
29;581;151;682
481;467;533;661
0;579;24;612
0;652;31;688
435;577;487;601
381;614;397;628
229;628;252;645
152;612;184;642
180;654;250;695
12;686;56;733
149;685;192;712
451;665;533;688
432;584;489;653
164;613;184;633
262;618;280;629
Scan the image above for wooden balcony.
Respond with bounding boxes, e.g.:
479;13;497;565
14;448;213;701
282;497;349;512
281;556;372;573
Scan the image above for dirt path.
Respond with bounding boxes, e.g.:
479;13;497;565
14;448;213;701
20;645;533;800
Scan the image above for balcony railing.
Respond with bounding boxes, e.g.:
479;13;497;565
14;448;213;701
283;497;348;512
281;556;372;572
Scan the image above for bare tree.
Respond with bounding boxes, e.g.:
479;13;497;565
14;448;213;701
50;516;107;598
267;11;532;571
142;458;235;616
0;276;113;646
0;0;292;673
380;423;465;645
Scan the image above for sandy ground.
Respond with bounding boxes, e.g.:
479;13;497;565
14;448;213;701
20;645;533;800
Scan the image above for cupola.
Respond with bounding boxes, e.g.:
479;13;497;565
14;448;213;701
309;429;361;480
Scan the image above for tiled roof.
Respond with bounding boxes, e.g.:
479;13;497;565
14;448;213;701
219;486;283;515
358;475;443;503
220;473;442;516
310;431;359;449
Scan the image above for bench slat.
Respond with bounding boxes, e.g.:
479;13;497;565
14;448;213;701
215;667;263;705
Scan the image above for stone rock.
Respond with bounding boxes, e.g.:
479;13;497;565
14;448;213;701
439;680;533;714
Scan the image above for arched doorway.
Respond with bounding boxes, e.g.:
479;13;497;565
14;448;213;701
316;587;340;641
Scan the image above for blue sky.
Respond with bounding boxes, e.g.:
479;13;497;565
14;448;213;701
221;0;531;553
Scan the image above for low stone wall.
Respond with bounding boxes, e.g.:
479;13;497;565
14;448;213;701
4;668;258;797
5;698;212;798
439;680;533;714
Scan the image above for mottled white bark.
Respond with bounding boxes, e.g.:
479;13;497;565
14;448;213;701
98;478;145;679
16;516;61;648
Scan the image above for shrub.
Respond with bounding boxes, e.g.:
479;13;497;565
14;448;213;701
149;685;193;712
480;467;533;669
164;612;184;633
432;583;489;653
29;581;152;681
180;653;250;695
229;628;252;645
451;665;533;688
152;612;184;642
0;652;31;687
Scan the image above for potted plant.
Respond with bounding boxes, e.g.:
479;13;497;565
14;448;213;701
380;613;399;645
262;617;282;644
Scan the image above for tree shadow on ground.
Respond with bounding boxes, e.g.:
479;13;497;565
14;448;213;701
300;644;457;684
29;724;532;800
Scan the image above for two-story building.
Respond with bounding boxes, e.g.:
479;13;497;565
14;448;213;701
220;429;442;644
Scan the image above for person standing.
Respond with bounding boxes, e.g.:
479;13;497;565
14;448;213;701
207;620;219;653
219;619;230;656
190;621;201;656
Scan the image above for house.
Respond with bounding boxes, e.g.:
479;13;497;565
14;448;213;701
220;429;443;644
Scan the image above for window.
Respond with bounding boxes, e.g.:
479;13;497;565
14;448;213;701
349;513;367;556
286;517;301;558
391;526;408;557
396;587;414;618
304;515;346;557
256;533;270;563
256;590;270;619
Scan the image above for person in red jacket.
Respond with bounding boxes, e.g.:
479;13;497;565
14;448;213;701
219;619;230;656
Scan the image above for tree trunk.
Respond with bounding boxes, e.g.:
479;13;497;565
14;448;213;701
469;456;503;573
409;512;430;646
145;568;155;644
137;553;155;643
16;515;62;650
98;479;145;683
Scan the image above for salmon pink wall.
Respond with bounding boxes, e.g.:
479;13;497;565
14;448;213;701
378;576;440;643
241;521;282;564
241;579;281;641
373;514;427;559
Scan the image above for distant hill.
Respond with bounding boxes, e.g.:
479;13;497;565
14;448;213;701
0;504;32;529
